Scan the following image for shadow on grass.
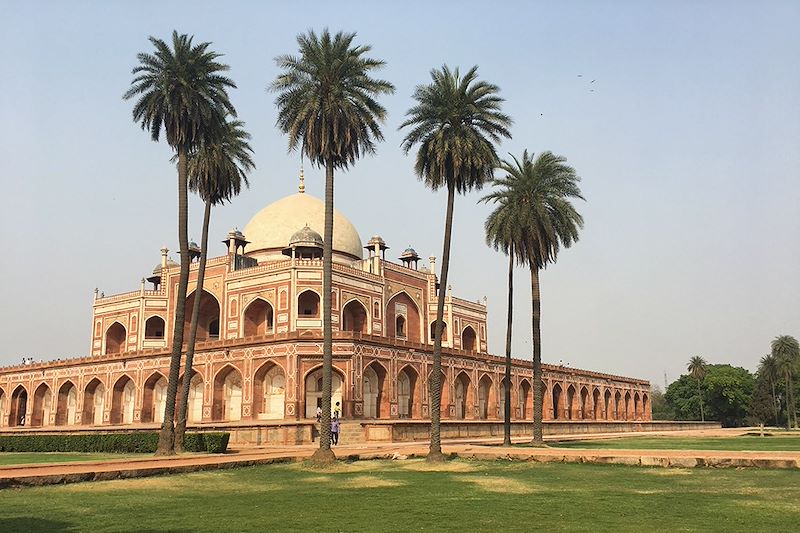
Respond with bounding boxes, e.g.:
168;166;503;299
0;517;75;533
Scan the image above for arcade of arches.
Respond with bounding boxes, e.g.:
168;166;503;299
0;342;650;428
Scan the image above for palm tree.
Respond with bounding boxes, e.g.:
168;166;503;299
772;335;799;429
687;356;708;422
175;119;254;452
271;29;394;464
483;150;584;446
758;354;780;426
482;195;525;446
400;66;512;460
124;31;236;454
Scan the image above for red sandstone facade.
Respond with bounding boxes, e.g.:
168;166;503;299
0;186;651;430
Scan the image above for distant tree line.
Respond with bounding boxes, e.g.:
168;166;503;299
652;335;799;428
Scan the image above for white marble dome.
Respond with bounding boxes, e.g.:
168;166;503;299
242;192;363;263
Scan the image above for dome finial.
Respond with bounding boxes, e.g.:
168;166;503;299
299;166;305;194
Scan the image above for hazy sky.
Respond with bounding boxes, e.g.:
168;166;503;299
1;1;798;389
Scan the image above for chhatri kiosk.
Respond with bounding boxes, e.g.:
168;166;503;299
0;174;651;440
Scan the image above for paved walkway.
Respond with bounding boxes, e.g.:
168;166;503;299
1;428;797;488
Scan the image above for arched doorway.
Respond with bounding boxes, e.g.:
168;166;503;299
566;385;576;420
363;362;388;418
386;292;422;342
430;321;448;343
454;372;471;419
184;290;221;341
253;362;285;419
397;366;419;418
579;387;589;420
56;381;78;426
634;392;641;420
142;373;168;423
83;379;105;425
624;391;631;420
105;322;126;355
31;384;52;427
519;380;532;420
614;391;622;420
552;383;562;420
342;300;369;333
213;366;242;421
462;326;477;352
478;375;493;419
111;376;135;424
144;316;166;339
0;387;5;428
297;290;320;317
499;377;509;420
592;388;601;420
604;390;612;420
305;368;344;418
642;394;649;420
243;299;274;336
9;386;27;427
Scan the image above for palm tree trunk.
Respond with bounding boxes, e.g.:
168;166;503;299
770;379;778;427
530;263;545;446
157;145;191;455
311;160;336;464
786;370;797;429
698;379;705;422
428;183;456;462
503;248;513;447
175;198;212;452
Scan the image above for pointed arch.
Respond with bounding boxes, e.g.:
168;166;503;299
31;383;52;427
178;370;205;423
634;391;642;420
624;391;632;421
551;383;563;420
363;360;388;418
429;321;448;342
603;389;612;421
212;365;243;421
397;364;420;418
386;291;421;342
297;289;320;317
105;321;126;355
0;386;5;428
142;372;168;423
144;315;166;339
9;385;28;427
111;375;136;424
518;379;532;420
184;289;221;341
342;298;369;334
462;326;477;352
253;361;285;419
243;298;274;336
642;393;650;420
579;386;590;420
477;374;494;419
304;365;345;418
613;390;622;420
83;378;105;425
55;380;78;426
453;371;472;419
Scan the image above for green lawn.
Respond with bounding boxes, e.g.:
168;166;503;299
1;459;798;532
551;434;800;451
0;453;143;466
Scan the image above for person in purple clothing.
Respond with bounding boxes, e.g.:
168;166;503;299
331;416;341;445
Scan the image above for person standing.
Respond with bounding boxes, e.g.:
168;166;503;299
331;416;340;445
